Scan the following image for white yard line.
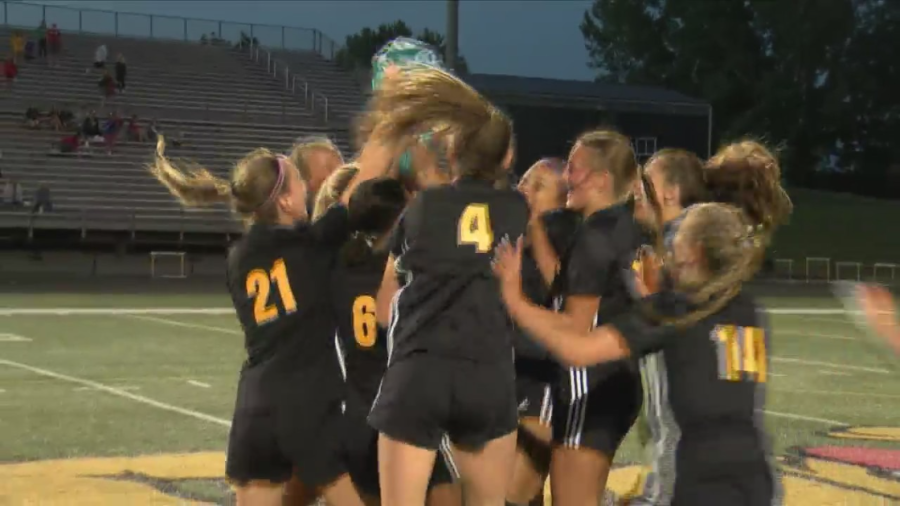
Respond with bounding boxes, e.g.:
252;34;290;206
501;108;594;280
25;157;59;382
0;308;233;316
0;358;230;427
818;370;852;376
187;380;211;389
772;356;890;374
774;388;900;400
764;410;846;426
778;330;856;341
74;385;140;392
0;333;32;342
126;314;240;336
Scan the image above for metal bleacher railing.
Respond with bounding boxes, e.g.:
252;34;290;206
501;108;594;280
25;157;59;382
1;0;336;123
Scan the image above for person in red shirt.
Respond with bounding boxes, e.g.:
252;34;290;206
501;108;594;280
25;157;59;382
46;23;61;67
4;57;17;88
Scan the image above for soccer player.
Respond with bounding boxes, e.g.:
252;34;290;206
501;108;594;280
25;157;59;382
507;157;581;506
624;142;791;505
148;132;395;506
527;130;644;505
287;136;344;211
365;66;528;506
854;284;900;356
494;201;782;506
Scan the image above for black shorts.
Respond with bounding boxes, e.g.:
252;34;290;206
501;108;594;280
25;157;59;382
344;390;458;496
672;462;774;506
226;368;347;487
515;357;556;424
369;354;517;450
551;361;642;456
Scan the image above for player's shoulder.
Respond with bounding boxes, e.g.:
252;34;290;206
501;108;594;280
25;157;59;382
716;290;762;326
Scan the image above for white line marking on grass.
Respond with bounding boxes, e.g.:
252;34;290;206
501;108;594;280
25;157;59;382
819;370;852;376
764;308;851;315
127;314;240;336
0;358;230;427
772;356;890;374
0;388;5;393
0;308;233;316
775;388;900;400
74;385;140;392
764;410;846;426
0;333;32;342
779;330;856;341
187;380;211;388
769;372;786;377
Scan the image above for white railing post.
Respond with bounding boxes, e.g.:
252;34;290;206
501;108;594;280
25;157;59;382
323;96;329;123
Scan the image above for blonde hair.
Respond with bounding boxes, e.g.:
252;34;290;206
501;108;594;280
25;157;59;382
312;163;360;220
288;136;343;185
662;203;761;326
148;136;287;224
357;66;513;183
572;129;638;199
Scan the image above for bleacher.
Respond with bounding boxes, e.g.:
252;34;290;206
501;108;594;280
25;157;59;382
0;12;359;236
268;48;367;121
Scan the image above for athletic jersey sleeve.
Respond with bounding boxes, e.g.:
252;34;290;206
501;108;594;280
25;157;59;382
541;209;580;256
310;204;350;249
610;293;687;357
564;227;616;297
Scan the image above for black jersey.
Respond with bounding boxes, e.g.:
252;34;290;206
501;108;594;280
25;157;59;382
332;251;389;407
226;205;349;394
614;291;774;471
517;209;581;360
550;203;645;389
388;178;530;364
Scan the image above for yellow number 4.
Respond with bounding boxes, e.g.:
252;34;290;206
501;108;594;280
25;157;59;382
457;204;494;253
245;259;298;325
352;295;378;348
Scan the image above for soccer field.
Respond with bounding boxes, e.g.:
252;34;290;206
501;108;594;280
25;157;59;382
0;285;898;505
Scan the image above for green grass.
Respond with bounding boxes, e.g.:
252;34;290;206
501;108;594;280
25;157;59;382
772;188;900;266
0;286;898;505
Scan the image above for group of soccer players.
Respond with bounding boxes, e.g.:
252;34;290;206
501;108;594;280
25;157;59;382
150;52;796;506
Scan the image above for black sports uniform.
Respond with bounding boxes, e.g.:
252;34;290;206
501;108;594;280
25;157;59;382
332;250;458;495
225;205;350;487
369;177;530;451
550;203;644;454
515;208;581;423
612;291;779;506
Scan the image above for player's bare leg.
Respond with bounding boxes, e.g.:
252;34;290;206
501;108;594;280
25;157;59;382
317;473;367;506
378;433;438;506
234;480;284;506
426;482;463;506
452;430;518;506
282;475;318;506
507;419;552;505
549;447;611;506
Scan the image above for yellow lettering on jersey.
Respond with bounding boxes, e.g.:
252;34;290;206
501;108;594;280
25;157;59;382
713;325;767;383
352;295;378;348
245;258;298;325
457;203;494;253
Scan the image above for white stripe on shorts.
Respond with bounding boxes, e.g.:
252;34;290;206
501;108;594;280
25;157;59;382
439;434;460;480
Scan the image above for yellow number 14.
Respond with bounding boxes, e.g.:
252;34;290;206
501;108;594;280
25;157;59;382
457;204;494;253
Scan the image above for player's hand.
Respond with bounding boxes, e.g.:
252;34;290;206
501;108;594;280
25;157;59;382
856;283;900;355
636;247;663;295
492;236;525;306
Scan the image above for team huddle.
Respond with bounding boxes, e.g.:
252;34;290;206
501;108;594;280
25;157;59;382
150;39;794;506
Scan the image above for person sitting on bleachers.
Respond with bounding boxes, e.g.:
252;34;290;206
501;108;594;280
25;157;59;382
81;110;102;139
25;106;41;128
24;38;35;62
93;43;107;70
31;183;52;214
102;112;123;155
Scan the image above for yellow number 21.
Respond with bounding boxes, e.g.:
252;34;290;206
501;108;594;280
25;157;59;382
245;258;298;325
352;295;378;348
457;204;494;253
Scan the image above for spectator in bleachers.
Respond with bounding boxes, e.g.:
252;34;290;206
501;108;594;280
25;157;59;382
81;110;101;139
115;54;127;93
36;21;47;60
25;106;41;128
98;70;115;104
93;43;108;70
47;24;61;67
10;31;24;64
52;132;84;155
102;112;122;155
24;38;35;62
4;56;17;88
126;114;147;142
31;183;52;214
2;178;23;207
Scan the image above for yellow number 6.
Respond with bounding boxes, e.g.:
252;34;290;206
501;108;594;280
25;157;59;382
457;204;494;253
352;295;378;348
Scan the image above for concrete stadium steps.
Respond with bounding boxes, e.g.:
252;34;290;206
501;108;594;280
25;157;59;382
0;112;352;222
267;49;366;121
0;28;313;122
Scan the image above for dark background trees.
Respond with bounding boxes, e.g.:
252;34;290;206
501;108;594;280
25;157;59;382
580;0;899;196
335;20;469;74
